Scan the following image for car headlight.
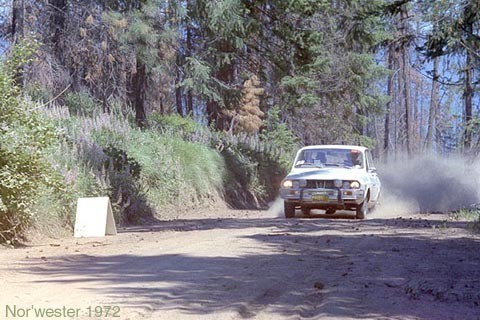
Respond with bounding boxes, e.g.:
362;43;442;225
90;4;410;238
350;181;360;189
342;181;350;189
299;179;307;187
282;180;293;188
334;179;343;188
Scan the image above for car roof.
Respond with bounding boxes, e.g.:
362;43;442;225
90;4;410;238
298;145;368;152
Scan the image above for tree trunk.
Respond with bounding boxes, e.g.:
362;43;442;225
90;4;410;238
11;0;25;86
212;40;235;131
186;20;194;115
400;5;411;156
206;101;219;128
131;57;147;127
425;57;439;150
462;0;477;151
48;0;67;59
418;76;424;143
11;0;24;42
127;0;148;126
463;48;473;150
413;72;419;153
175;56;184;115
384;45;395;156
435;100;442;154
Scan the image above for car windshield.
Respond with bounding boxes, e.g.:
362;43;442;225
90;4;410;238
294;148;364;169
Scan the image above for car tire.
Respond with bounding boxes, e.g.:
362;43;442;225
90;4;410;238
301;207;311;217
356;199;368;219
325;208;336;215
284;202;295;219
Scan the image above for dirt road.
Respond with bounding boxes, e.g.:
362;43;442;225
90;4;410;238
1;209;479;320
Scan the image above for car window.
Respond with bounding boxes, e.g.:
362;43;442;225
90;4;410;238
295;149;364;168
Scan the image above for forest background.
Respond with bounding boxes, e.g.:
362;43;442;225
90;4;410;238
0;0;478;242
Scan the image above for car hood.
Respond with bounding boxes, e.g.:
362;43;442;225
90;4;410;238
285;167;367;182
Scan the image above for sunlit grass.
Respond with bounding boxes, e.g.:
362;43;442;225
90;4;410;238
450;208;480;233
40;105;226;224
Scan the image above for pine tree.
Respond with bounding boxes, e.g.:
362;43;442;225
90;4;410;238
421;0;480;152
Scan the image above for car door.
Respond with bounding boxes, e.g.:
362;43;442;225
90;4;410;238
365;150;380;202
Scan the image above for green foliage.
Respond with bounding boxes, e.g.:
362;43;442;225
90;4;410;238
170;136;225;197
421;0;479;58
261;107;300;170
210;129;289;207
111;0;178;71
220;139;286;208
258;0;389;145
450;208;480;233
0;43;62;243
64;91;98;116
206;0;247;49
181;57;222;104
281;76;321;109
123;129;225;210
44;110;226;225
42;103;278;226
148;113;203;135
29;183;74;236
3;39;40;76
354;135;375;149
26;83;53;103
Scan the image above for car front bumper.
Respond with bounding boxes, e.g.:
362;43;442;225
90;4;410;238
280;187;365;206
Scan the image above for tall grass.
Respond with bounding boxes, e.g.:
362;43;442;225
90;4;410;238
19;103;290;240
450;208;480;233
39;105;226;225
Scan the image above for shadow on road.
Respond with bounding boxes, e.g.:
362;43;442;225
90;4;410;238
120;212;472;234
18;216;480;319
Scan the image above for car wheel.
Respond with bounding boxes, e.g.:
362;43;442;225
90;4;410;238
325;208;336;215
284;202;295;219
301;207;311;217
356;199;368;219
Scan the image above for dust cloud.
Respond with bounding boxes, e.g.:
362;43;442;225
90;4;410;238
378;155;480;214
267;197;285;218
269;155;479;218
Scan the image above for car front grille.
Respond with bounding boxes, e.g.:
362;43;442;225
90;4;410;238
305;180;336;189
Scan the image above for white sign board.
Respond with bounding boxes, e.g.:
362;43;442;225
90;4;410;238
74;197;117;237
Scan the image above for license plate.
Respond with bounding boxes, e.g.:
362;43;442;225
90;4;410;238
312;194;329;202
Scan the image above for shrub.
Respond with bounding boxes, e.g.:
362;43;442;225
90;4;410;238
122;130;225;211
450;208;480;233
0;43;61;243
42;109;226;224
5;89;293;240
64;90;98;116
47;119;152;225
26;82;53;104
260;107;299;170
148;113;203;135
220;141;286;208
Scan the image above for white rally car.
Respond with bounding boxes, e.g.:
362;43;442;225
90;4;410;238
280;145;381;219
